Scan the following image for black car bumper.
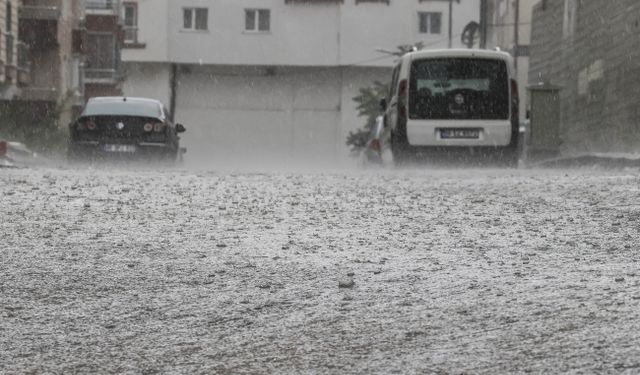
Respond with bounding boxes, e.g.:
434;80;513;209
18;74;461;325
68;141;178;161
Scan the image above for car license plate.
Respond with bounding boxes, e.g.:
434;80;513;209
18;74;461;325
103;144;136;153
440;129;480;139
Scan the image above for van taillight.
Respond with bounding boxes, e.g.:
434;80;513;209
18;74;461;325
510;79;519;121
398;79;408;122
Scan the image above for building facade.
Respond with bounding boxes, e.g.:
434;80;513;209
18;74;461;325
1;0;124;147
1;0;25;100
121;0;480;165
482;0;536;122
529;0;640;155
16;0;85;126
84;0;124;100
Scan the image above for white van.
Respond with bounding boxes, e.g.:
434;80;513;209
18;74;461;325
383;49;519;165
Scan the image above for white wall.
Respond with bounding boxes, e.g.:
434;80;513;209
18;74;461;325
124;0;479;67
121;62;171;107
121;0;169;62
173;65;342;165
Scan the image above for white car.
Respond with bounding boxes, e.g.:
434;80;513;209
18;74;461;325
383;49;520;166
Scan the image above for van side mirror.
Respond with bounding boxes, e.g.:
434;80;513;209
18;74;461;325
379;98;387;112
175;123;186;133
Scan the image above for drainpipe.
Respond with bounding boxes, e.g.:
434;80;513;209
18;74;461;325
169;63;178;122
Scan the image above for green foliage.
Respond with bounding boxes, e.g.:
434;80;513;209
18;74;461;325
346;80;389;153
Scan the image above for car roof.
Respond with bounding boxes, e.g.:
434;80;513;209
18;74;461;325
404;48;513;61
81;96;165;118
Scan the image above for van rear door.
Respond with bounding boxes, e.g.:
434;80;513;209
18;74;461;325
406;57;512;147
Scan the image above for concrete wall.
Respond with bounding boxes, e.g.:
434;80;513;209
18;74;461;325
123;62;389;165
529;0;640;155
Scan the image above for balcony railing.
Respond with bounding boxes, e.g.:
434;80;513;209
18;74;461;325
85;0;120;14
18;5;61;20
85;68;119;83
124;27;138;44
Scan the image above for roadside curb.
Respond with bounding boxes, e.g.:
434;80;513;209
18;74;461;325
527;154;640;169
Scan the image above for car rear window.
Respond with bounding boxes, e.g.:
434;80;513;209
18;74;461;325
409;58;509;120
81;100;163;118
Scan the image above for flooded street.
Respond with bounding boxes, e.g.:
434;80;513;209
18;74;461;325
2;165;640;374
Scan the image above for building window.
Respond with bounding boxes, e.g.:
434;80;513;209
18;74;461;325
183;7;208;31
355;0;389;4
245;9;270;32
86;32;116;79
418;12;442;34
123;3;138;43
563;0;577;39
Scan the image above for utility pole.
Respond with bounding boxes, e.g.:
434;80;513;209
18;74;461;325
448;0;453;48
514;0;520;71
479;0;488;49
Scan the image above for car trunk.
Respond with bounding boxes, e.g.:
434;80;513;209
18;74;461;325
73;116;164;143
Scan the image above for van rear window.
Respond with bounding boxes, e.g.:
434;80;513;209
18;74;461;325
409;58;509;120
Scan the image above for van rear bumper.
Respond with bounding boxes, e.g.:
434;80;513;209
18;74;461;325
407;119;513;147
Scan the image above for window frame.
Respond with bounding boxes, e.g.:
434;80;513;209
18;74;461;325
244;8;271;33
418;11;442;35
122;2;138;44
182;7;208;32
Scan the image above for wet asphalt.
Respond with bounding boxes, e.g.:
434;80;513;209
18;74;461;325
1;164;640;374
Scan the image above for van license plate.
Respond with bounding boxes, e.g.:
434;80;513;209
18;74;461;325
103;144;136;153
440;129;480;139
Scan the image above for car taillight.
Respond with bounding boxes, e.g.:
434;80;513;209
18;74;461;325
0;140;7;158
398;79;408;122
85;120;96;130
153;123;165;132
143;123;154;132
370;139;381;153
510;79;519;120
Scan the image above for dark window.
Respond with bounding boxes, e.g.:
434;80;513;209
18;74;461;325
419;12;442;34
195;8;208;30
408;58;509;120
86;33;116;79
183;8;208;31
123;3;138;43
245;9;270;32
